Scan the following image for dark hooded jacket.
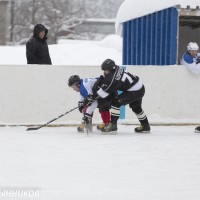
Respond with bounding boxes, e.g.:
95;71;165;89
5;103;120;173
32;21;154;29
26;24;52;65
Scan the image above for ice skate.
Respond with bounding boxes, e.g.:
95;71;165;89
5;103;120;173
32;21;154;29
195;126;200;133
77;122;92;133
77;123;85;132
97;123;106;131
101;122;117;134
84;116;93;134
135;124;150;133
85;122;93;133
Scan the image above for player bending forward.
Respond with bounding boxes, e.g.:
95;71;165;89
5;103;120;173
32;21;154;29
84;59;151;133
68;75;114;133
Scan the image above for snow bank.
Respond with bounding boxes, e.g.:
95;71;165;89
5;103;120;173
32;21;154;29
0;35;122;65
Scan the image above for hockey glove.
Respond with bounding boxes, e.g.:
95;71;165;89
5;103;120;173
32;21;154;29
78;101;84;113
92;75;105;93
83;95;94;107
196;57;200;64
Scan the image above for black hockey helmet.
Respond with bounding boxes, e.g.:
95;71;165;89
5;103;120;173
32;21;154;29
68;75;80;87
101;59;116;71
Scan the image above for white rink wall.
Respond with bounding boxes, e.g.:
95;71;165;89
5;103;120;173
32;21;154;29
0;65;200;125
127;66;200;124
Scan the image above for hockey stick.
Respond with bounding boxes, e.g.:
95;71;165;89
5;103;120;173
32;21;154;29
26;106;78;131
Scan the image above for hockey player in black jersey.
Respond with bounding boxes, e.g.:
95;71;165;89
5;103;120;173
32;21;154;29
84;59;151;133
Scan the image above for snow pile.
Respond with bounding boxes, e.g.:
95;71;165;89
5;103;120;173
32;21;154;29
96;34;122;52
0;35;122;65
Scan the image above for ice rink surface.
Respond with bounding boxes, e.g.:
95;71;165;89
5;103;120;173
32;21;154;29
0;125;200;200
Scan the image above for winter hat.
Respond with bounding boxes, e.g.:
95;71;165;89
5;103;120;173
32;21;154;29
34;24;46;34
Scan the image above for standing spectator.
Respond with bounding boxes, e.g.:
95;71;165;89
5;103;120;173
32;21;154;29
26;24;52;65
180;42;200;133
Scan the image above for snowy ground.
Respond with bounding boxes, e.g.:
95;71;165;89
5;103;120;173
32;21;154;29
0;35;122;65
0;125;200;200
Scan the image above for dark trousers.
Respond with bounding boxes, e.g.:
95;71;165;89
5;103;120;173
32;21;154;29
116;86;149;125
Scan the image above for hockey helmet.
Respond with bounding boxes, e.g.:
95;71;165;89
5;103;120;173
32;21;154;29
101;59;116;71
68;75;80;87
187;42;199;51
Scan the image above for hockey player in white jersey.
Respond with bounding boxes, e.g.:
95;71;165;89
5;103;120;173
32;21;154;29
180;42;200;75
180;42;200;133
68;75;111;133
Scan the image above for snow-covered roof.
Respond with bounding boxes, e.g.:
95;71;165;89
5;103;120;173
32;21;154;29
84;18;115;23
115;0;200;36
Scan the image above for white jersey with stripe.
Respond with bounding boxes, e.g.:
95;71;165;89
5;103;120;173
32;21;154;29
180;52;200;75
79;78;98;115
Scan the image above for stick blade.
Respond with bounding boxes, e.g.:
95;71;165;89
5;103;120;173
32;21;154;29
26;127;39;131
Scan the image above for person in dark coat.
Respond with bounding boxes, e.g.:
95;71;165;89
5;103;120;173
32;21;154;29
26;24;52;65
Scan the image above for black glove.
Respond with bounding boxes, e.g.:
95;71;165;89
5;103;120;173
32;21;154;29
78;101;84;113
83;95;94;107
116;95;127;106
92;75;104;93
196;57;200;64
92;81;101;94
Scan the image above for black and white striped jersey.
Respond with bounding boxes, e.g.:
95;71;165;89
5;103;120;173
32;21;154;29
97;66;142;98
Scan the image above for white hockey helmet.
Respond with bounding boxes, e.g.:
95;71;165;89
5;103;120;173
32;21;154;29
187;42;199;51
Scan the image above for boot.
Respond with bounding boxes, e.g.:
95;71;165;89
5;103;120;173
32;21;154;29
97;123;106;131
195;126;200;133
84;116;93;133
77;123;85;132
85;122;93;133
101;122;117;134
135;124;150;133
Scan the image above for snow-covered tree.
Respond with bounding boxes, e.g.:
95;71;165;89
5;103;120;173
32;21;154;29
40;0;85;43
9;0;85;44
8;0;124;44
84;0;124;18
